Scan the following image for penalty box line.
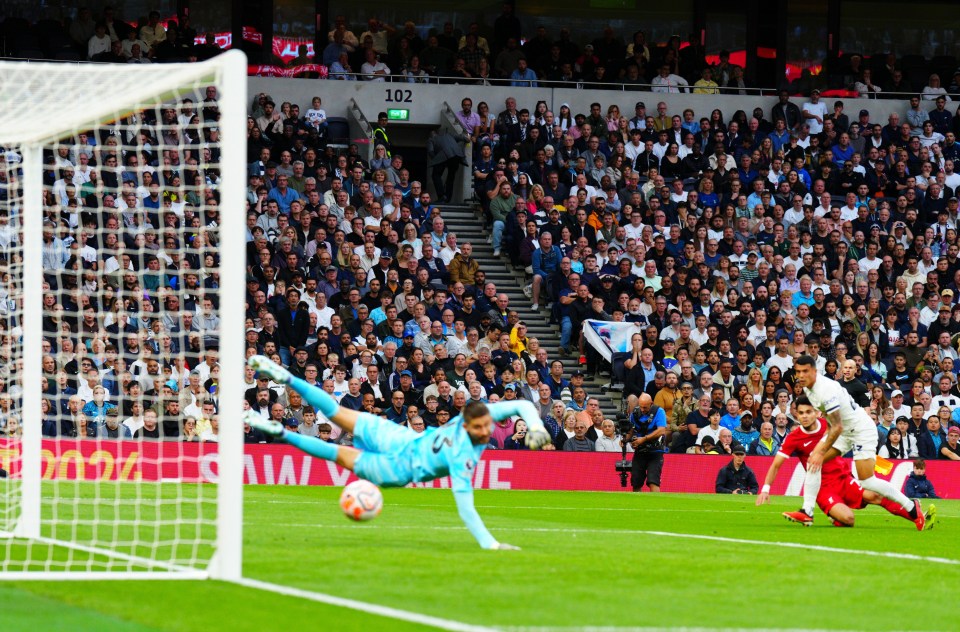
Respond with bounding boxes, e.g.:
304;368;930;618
231;576;499;632
269;523;960;567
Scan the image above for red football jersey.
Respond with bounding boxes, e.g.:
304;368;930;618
777;419;848;482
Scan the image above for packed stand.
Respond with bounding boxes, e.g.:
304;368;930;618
239;92;628;452
10;7;960;95
466;88;960;461
0;88;226;441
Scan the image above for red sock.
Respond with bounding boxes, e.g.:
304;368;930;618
880;498;912;521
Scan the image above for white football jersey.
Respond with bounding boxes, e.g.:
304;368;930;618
803;375;873;433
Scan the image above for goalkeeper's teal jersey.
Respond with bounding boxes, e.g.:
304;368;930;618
403;417;486;491
352;401;541;548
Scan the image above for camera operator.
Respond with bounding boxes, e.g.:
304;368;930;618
624;393;667;492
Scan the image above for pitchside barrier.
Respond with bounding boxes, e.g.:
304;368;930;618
0;440;950;498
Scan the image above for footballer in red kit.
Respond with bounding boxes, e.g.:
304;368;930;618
757;398;922;528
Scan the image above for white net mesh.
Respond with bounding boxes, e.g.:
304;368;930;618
0;53;245;576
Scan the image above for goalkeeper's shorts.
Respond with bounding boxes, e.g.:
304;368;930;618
352;412;417;487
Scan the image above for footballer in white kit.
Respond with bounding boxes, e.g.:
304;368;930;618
801;372;878;460
780;355;929;529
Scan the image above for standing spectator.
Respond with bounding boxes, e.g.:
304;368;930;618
427;128;467;204
801;89;828;135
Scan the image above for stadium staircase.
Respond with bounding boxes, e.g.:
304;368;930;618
441;204;623;421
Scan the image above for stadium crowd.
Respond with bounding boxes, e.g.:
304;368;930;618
465;85;960;462
4;5;960;464
26;4;960;96
5;78;960;464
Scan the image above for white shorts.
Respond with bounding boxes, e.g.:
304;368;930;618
828;421;878;461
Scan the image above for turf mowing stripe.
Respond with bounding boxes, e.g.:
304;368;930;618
232;577;499;632
268;523;960;566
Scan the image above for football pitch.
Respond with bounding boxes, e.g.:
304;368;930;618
3;486;958;631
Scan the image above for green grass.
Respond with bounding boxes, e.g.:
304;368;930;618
4;485;960;630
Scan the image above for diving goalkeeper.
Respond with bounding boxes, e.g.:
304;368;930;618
244;355;551;550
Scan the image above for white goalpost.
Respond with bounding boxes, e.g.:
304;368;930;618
0;50;246;580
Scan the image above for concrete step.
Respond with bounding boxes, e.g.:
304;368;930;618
441;204;623;420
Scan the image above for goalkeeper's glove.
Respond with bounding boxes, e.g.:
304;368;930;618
524;427;552;450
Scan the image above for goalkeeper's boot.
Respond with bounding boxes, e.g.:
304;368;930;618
783;508;814;526
243;410;284;438
248;355;292;385
923;503;938;531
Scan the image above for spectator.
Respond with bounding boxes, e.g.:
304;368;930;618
904;459;939;498
715;445;758;494
563;419;595;452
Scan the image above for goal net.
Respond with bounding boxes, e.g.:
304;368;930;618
0;51;246;580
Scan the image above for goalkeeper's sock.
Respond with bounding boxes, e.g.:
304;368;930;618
289;377;340;418
802;467;821;516
859;475;916;516
283;430;340;462
879;497;913;521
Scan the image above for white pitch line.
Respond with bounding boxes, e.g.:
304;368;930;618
261;500;756;514
232;576;498;632
501;628;871;632
267;523;960;566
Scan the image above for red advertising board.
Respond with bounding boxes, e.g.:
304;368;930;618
0;440;953;498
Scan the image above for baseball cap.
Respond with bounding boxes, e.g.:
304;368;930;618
940;304;952;312
571;370;585;378
245;327;258;334
400;370;413;378
732;445;746;455
403;324;418;338
943;289;954;297
504;383;518;391
284;418;299;427
380;249;394;259
950;426;960;436
859;109;870;117
246;274;258;283
324;265;338;273
635;101;646;108
892;389;904;397
663;337;675;344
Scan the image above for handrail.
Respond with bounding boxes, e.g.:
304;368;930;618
3;55;952;100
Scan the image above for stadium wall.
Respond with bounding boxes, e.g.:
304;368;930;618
0;440;949;498
247;77;915;129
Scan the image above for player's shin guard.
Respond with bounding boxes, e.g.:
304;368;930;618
802;468;821;515
283;430;340;462
879;497;913;521
859;475;915;514
288;376;340;418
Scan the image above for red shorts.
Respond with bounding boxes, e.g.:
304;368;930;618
817;474;867;516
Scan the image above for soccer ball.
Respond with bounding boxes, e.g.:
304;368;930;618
339;480;383;522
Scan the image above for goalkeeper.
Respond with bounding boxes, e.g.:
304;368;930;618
244;355;551;550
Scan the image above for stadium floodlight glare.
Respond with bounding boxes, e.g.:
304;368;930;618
0;50;246;580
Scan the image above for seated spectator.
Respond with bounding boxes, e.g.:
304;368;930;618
715;445;758;494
